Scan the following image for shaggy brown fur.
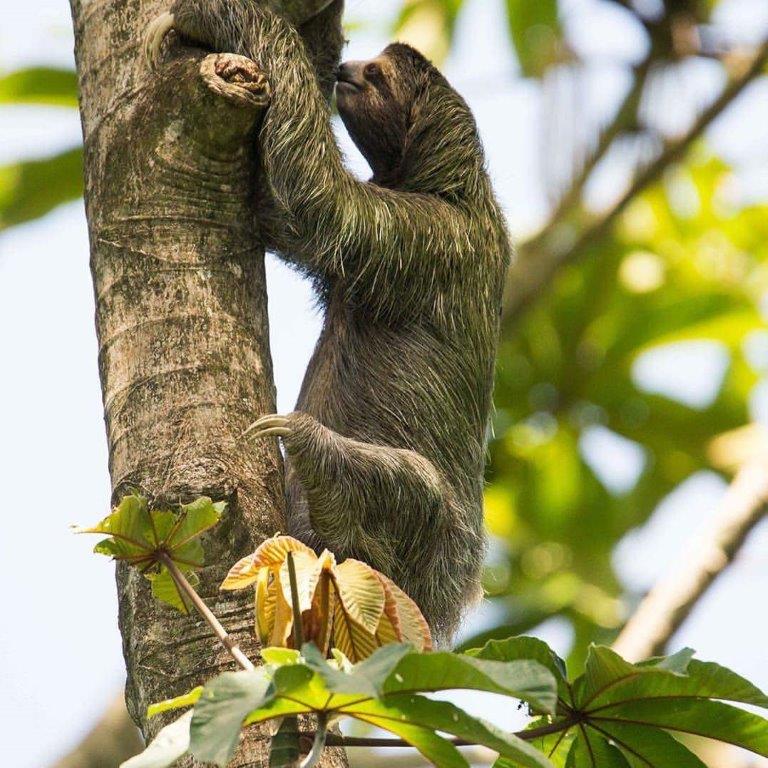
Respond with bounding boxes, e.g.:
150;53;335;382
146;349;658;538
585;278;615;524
149;2;511;643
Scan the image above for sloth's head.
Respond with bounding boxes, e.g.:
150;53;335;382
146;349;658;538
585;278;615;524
336;43;484;196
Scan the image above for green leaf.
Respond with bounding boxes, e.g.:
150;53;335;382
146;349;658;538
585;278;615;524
0;67;78;107
576;646;768;710
269;717;300;768
168;498;225;551
261;648;302;666
146;568;197;614
594;723;707;768
303;641;411;698
75;495;223;612
466;636;570;704
0;147;83;230
504;0;562;78
384;650;558;715
347;696;554;768
190;670;272;767
591;699;768;756
565;729;628;768
148;687;204;718
121;711;192;768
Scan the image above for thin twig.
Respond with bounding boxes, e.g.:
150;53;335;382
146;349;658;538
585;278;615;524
301;716;579;749
157;552;255;672
613;462;768;662
503;37;768;327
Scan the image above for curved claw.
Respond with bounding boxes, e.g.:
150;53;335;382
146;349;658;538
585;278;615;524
144;11;176;71
243;414;293;440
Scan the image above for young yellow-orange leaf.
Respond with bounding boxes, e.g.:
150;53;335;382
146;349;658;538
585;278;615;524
253;535;314;568
332;559;386;634
221;553;261;591
270;582;294;647
332;598;379;663
226;534;432;662
377;572;432;651
254;569;275;646
279;550;322;614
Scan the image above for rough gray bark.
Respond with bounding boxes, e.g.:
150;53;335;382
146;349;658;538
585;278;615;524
68;0;346;766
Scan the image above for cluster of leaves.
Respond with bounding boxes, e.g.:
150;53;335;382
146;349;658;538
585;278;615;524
75;494;225;612
78;496;768;767
124;635;768;768
221;535;431;661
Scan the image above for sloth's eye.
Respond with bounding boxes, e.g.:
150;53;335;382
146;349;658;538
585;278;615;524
364;63;382;80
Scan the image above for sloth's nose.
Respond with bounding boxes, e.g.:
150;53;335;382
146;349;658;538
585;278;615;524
336;61;365;89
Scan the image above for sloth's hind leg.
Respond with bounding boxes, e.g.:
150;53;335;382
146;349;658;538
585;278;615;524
246;411;447;570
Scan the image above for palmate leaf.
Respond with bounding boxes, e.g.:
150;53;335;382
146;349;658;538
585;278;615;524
541;644;768;767
75;494;224;612
140;642;559;768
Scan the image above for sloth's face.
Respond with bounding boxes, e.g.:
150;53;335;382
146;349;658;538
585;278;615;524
335;49;414;179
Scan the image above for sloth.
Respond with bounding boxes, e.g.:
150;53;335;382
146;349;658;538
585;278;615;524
147;2;511;643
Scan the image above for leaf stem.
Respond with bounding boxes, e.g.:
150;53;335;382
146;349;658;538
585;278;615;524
286;551;305;649
307;715;578;749
157;551;255;672
300;712;328;768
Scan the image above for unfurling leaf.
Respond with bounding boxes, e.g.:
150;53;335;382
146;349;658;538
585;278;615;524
222;534;432;661
75;494;224;612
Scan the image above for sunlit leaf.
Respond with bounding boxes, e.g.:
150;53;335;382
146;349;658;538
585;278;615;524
76;494;223;612
147;687;203;718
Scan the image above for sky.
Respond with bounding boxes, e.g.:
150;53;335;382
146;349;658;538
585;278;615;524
1;0;767;766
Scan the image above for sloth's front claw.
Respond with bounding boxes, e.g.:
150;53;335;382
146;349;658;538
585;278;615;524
243;414;293;440
144;11;176;71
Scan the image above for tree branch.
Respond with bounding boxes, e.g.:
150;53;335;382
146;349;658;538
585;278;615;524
612;462;768;662
502;38;768;329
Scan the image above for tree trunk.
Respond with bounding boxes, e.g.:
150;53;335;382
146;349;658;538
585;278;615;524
68;0;345;765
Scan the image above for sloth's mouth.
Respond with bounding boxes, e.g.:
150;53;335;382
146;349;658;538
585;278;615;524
336;78;363;94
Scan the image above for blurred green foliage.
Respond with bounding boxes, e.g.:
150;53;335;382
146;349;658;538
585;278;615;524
477;157;768;662
2;0;766;671
0;66;82;231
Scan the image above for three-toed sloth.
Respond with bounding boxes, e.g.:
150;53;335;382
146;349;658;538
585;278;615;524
148;0;511;644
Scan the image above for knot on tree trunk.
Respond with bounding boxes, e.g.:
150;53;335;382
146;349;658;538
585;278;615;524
200;54;271;109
